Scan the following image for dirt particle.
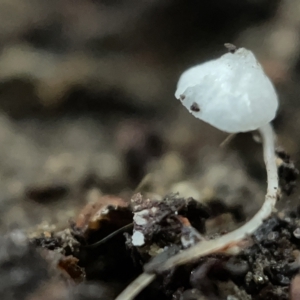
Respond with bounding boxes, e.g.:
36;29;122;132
267;231;279;241
224;43;237;53
190;102;200;112
293;228;300;239
224;257;249;277
276;148;299;195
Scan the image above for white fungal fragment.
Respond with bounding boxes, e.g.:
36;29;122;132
175;48;278;133
133;210;149;226
132;231;145;246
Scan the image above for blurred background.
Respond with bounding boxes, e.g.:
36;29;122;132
0;0;299;233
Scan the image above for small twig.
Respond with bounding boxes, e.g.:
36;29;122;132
134;173;154;193
220;133;237;148
116;123;278;300
83;223;133;249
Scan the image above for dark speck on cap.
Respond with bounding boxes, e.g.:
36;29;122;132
190;102;200;112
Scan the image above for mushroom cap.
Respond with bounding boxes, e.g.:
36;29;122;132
175;48;278;133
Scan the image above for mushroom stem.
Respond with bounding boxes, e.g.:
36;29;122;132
116;123;278;300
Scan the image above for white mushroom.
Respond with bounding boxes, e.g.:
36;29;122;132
116;46;280;300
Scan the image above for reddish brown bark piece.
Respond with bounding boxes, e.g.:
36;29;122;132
58;256;85;283
75;195;131;239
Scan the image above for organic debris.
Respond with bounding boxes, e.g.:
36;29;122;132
128;193;209;253
74;194;132;244
276;148;299;195
58;255;85;283
5;181;295;300
116;192;300;299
